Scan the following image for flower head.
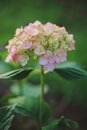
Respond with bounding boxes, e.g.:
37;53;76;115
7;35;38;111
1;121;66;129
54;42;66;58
5;20;75;71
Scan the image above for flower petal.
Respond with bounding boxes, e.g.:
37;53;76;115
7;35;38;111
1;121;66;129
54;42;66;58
19;54;29;66
44;63;56;71
5;54;12;63
39;57;48;65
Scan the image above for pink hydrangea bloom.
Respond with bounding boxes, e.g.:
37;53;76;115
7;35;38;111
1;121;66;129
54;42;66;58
5;20;75;71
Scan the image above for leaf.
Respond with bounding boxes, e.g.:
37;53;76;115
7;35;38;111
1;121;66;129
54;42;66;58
0;61;11;74
64;118;79;129
11;83;49;97
42;116;79;130
0;68;33;80
54;62;87;80
42;119;60;130
0;105;15;130
22;83;49;97
0;94;16;104
9;97;51;124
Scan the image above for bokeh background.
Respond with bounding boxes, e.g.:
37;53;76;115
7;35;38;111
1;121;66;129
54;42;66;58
0;0;87;130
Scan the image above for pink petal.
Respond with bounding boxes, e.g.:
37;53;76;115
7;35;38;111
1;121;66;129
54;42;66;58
55;50;67;63
5;54;12;63
39;57;48;65
44;63;56;71
21;41;32;49
12;53;19;64
33;20;42;26
34;45;45;55
43;22;54;35
19;54;29;66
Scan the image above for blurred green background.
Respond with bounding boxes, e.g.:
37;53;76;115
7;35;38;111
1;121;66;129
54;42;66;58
0;0;87;104
0;0;87;129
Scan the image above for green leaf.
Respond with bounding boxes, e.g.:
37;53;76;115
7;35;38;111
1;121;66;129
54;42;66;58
0;61;11;74
0;105;15;130
54;62;87;80
9;97;51;124
0;68;32;80
42;116;79;130
64;118;79;129
22;83;49;97
0;94;16;104
11;83;49;97
42;119;60;130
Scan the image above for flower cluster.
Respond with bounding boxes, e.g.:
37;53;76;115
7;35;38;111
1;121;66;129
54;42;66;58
5;21;75;71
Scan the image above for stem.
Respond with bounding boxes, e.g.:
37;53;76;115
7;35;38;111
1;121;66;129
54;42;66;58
39;65;44;130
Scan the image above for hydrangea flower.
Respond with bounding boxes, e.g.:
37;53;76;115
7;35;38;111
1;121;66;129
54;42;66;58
5;20;75;71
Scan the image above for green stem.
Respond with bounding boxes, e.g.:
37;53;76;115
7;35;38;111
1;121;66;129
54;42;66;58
39;65;44;130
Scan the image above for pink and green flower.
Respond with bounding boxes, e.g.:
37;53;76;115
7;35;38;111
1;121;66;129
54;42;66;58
5;20;75;71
